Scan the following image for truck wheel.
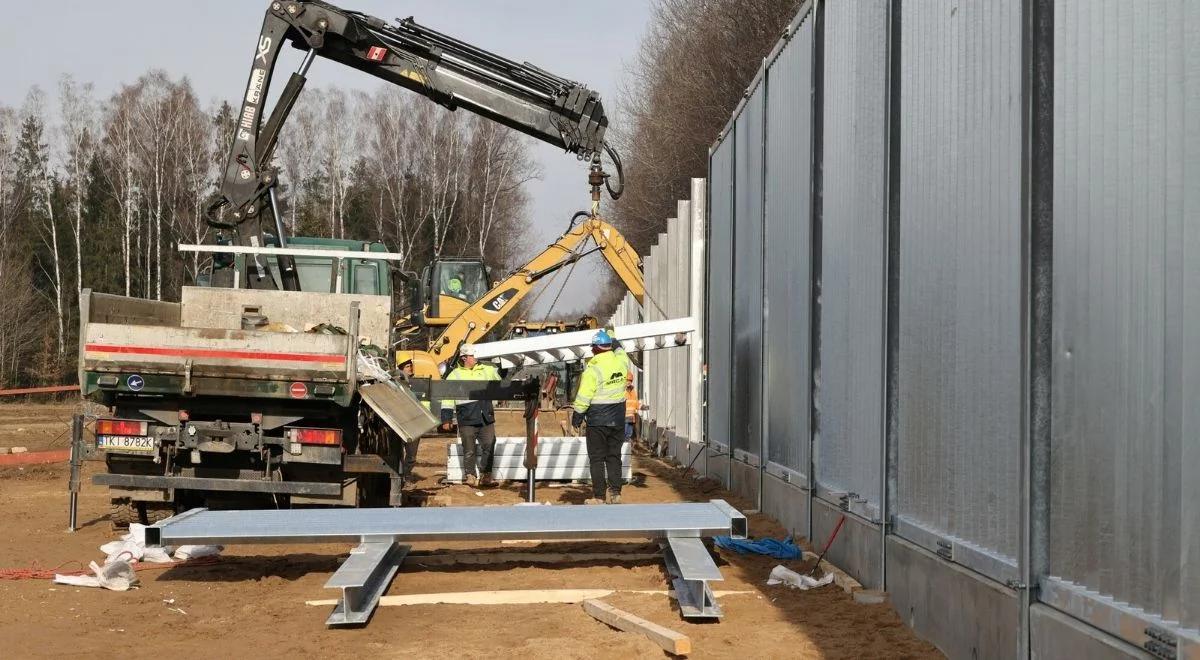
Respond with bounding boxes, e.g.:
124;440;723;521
110;498;136;531
138;502;175;525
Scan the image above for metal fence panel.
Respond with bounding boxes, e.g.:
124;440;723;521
730;85;766;458
1049;0;1200;629
706;137;735;448
814;0;887;510
895;0;1023;566
762;18;813;473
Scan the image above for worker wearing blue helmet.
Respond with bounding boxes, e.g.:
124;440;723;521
572;329;632;504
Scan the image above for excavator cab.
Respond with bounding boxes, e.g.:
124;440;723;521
421;257;491;325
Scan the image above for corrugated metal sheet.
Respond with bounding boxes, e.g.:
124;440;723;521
895;0;1023;565
706;137;735;448
731;85;766;458
1048;0;1200;629
762;19;813;473
814;0;887;508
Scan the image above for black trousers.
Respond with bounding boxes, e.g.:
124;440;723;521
459;423;497;478
586;425;625;497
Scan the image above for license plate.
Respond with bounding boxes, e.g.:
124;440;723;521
97;435;156;453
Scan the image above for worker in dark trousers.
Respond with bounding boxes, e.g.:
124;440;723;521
441;345;500;487
572;330;632;504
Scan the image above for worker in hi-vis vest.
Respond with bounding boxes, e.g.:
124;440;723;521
572;329;632;504
440;344;500;487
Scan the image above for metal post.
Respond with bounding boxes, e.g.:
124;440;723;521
805;0;826;545
688;178;708;476
67;414;83;532
880;0;903;593
1019;0;1054;657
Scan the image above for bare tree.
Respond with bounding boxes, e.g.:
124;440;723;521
414;106;468;258
275;91;321;233
357;87;425;268
100;84;143;296
131;72;189;300
18;88;66;355
58;75;97;306
170;96;217;283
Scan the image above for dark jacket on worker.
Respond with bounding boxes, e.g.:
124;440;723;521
440;362;500;426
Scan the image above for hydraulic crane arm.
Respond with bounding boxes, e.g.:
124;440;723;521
422;216;642;368
209;0;621;289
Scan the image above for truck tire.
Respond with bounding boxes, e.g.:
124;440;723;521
110;498;136;531
138;502;175;525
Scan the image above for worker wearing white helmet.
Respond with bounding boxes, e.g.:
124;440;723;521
441;343;501;487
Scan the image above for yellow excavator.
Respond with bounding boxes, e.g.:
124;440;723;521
396;214;644;378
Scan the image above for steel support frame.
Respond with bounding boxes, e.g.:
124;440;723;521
469;317;697;369
148;501;747;627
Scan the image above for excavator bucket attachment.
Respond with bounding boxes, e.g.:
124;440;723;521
359;382;439;442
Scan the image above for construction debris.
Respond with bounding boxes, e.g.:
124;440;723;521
582;599;692;656
766;565;835;590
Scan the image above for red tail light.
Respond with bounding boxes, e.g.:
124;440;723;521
96;419;149;436
290;427;342;446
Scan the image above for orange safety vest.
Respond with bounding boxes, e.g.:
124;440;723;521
624;389;639;421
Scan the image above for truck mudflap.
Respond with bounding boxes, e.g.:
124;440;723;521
358;381;438;441
92;473;342;496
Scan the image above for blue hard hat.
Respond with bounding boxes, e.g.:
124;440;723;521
591;329;614;345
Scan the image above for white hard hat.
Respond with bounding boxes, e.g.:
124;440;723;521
459;344;476;357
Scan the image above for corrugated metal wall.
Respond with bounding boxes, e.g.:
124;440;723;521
706;138;735;449
648;0;1200;652
762;18;813;474
894;0;1023;565
730;85;765;459
814;0;888;511
1048;0;1200;630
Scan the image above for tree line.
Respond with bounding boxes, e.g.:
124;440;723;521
0;71;536;388
596;0;802;315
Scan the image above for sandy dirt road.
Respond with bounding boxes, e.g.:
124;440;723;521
0;403;940;659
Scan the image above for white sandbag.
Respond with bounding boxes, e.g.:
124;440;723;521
766;565;836;590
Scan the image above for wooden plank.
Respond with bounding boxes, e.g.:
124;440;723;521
582;599;691;655
407;551;662;566
0;385;77;396
307;588;615;607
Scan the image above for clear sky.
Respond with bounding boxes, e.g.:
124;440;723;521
0;0;652;316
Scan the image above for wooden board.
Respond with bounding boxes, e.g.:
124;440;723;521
582;598;691;655
407;551;662;566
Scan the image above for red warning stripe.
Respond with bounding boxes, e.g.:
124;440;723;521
85;344;346;365
0;449;70;466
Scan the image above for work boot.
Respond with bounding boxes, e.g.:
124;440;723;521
480;474;496;488
465;474;478;487
584;497;604;505
607;491;622;504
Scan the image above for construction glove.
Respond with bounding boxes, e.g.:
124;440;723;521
571;411;585;429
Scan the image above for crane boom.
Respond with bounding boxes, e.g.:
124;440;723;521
209;0;622;289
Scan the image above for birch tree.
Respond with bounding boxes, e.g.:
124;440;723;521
17;88;65;354
58;75;97;305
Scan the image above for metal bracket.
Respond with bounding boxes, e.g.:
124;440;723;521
325;539;409;626
662;536;724;619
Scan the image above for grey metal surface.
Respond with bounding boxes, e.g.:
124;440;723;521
706;136;735;449
358;381;438;442
762;12;813;473
147;500;747;546
886;535;1020;660
92;473;342;496
730;83;765;460
1048;0;1200;633
662;536;724;619
1040;577;1200;658
1029;604;1152;660
894;0;1023;568
814;0;887;512
325;541;409;626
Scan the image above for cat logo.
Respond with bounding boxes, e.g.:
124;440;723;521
482;288;519;313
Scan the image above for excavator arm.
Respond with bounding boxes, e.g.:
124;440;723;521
209;0;622;289
407;216;642;375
